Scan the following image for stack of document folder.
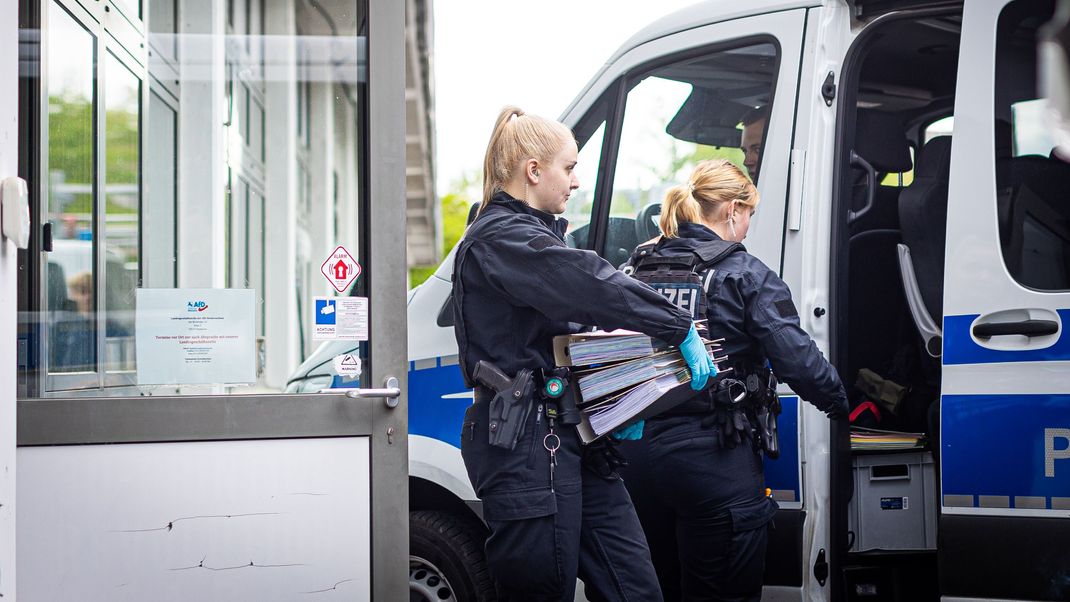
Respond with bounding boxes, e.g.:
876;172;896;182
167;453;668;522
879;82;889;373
553;328;727;444
850;427;927;451
561;330;657;366
574;351;690;402
583;370;692;438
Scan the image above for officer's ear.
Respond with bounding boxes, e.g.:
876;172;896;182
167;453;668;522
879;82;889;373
525;159;540;185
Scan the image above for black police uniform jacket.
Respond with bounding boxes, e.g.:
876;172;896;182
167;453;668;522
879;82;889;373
453;191;693;386
626;221;848;414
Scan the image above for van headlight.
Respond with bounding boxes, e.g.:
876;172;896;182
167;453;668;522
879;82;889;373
284;375;334;393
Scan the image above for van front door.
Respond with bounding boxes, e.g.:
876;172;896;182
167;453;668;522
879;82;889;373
560;8;809;598
940;0;1070;598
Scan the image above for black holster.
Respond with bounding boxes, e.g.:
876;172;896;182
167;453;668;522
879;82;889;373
701;368;781;457
747;369;782;459
473;361;536;451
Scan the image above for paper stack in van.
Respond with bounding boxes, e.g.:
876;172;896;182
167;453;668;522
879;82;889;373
850;427;926;451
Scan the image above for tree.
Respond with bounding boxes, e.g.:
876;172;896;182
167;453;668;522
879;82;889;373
408;172;478;287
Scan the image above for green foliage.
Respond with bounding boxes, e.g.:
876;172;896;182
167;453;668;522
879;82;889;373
47;96;140;214
663;143;746;182
408;174;476;288
408;264;437;287
105;105;139;186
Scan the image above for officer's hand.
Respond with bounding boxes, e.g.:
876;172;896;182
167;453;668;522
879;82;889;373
824;400;849;421
680;324;717;391
611;420;644;441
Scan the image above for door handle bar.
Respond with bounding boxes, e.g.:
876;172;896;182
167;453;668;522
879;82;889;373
320;376;401;408
972;319;1059;339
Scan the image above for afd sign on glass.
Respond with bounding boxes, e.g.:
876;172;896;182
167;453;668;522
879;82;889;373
187;300;209;313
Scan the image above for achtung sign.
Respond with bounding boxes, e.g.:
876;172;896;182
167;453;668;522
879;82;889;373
321;245;361;293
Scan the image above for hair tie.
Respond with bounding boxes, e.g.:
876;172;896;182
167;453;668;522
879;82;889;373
688;182;696;193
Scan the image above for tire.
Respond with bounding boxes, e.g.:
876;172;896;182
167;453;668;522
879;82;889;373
409;510;496;602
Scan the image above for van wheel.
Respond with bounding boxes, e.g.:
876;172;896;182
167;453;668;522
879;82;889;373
409;510;495;601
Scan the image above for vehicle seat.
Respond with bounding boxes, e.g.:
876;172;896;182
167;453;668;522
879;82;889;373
896;136;952;357
850;110;914;232
635;202;662;242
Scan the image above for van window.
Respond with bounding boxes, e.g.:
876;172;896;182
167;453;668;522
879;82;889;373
924;115;954;145
562;121;605;250
604;42;777;264
994;0;1070;291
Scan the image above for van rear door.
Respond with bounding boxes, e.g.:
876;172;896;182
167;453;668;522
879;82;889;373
940;0;1070;598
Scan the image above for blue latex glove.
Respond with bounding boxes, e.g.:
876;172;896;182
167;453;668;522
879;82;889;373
611;420;645;441
680;324;717;391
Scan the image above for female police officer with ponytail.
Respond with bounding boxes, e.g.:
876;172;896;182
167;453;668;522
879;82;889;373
621;159;848;602
453;106;716;602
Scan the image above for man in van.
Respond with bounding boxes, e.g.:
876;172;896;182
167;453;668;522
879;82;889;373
740;106;768;184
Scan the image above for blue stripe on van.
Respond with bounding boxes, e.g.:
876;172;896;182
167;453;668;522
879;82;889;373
943;309;1070;365
408;360;471;449
942;394;1070;506
407;359;802;500
764;395;800;501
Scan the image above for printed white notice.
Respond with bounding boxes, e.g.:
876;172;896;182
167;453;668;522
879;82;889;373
333;353;362;376
135;288;256;385
313;296;369;341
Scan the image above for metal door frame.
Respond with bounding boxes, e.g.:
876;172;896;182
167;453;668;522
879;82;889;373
1;0;21;595
15;0;408;597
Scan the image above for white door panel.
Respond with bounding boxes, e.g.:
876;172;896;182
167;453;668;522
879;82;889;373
942;0;1070;520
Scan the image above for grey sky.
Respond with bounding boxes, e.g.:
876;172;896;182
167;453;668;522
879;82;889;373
432;0;700;195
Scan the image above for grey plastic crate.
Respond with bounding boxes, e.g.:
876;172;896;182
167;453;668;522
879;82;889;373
848;451;936;552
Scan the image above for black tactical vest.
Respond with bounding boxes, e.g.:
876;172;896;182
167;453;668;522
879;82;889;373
624;238;743;320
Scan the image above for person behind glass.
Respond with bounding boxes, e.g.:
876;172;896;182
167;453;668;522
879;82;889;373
621;160;847;602
452;106;717;602
740;105;767;185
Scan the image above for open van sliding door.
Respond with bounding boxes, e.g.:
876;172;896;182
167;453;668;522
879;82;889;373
940;0;1070;599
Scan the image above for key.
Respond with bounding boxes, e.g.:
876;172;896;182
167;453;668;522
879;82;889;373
543;428;561;493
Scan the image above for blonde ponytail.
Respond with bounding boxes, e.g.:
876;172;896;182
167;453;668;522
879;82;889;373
659;185;702;238
479;105;574;213
660;159;760;237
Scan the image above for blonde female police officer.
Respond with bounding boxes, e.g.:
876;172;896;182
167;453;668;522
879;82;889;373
620;160;848;602
453;107;716;601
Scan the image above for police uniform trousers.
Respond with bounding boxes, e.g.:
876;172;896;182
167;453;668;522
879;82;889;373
620;415;779;602
461;398;663;602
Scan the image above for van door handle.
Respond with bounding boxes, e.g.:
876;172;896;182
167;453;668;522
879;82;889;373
972;320;1059;339
321;376;401;408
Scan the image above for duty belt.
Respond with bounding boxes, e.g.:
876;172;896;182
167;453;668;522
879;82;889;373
471;362;580;450
667;363;782;458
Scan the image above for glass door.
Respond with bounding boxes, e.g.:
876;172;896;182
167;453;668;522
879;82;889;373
15;0;408;598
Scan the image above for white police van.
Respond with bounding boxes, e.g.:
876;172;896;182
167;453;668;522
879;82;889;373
288;0;1070;599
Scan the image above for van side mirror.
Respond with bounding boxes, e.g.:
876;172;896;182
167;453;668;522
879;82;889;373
436;293;455;327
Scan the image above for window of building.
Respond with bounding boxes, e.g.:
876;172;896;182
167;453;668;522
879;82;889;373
20;0;369;397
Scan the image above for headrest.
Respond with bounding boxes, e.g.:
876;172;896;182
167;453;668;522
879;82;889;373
916;136;952;179
854;110;913;173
